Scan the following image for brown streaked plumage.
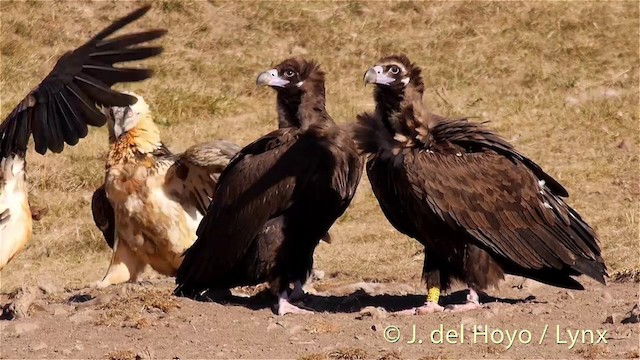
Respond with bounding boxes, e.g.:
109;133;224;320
0;6;165;271
176;58;363;315
93;93;240;288
354;54;606;314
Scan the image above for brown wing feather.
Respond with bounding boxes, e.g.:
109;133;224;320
165;140;241;215
428;118;569;197
404;149;605;282
176;129;323;293
0;5;166;158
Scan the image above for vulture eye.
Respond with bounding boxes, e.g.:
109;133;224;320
389;66;400;75
284;70;295;78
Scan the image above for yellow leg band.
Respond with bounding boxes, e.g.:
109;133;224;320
426;287;440;303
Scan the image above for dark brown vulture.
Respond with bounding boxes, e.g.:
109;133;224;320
353;54;607;314
0;5;165;270
175;58;363;315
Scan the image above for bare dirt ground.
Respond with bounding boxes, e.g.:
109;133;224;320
1;275;638;359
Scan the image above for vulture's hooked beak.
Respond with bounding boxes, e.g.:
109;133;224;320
111;106;133;138
363;65;395;86
256;69;289;88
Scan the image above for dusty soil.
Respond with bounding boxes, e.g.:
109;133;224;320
0;275;638;359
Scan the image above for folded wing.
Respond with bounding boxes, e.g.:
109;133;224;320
165;140;241;215
91;185;115;249
176;130;321;292
403;121;606;283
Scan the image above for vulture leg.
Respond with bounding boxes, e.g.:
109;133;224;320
444;289;482;312
418;257;445;314
95;237;146;288
397;265;446;315
277;290;312;315
289;280;305;302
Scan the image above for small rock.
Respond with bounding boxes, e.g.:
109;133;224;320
531;307;549;316
371;324;382;332
61;349;71;356
52;306;68;316
357;306;387;319
29;342;48;352
604;313;622;324
289;336;300;342
267;323;281;331
69;313;93;325
30;300;48;314
561;290;575;300
355;335;364;340
74;294;114;309
617;138;637;153
601;291;614;303
37;281;60;295
73;344;84;351
287;325;303;335
622;304;640;324
14;322;39;335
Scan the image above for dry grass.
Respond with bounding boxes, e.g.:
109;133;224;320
306;319;339;334
105;350;137;360
328;348;368;360
0;1;638;292
574;344;610;359
95;288;179;327
300;348;373;360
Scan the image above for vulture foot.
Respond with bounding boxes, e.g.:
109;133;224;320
444;302;482;312
277;291;312;315
415;302;445;314
396;302;444;315
444;289;482;312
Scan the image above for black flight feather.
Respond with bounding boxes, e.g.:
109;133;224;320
0;5;166;158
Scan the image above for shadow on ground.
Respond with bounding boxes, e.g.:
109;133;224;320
181;288;539;314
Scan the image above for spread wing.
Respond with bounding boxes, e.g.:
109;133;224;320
176;129;322;293
91;185;115;249
0;5;166;158
400;120;606;283
164;140;241;215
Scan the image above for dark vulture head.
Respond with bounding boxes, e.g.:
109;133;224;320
363;54;424;94
362;55;425;124
256;57;325;96
256;57;327;128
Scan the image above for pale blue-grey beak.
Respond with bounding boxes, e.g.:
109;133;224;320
256;69;290;87
363;65;395;86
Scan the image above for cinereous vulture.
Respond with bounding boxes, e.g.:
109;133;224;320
176;58;363;315
353;54;606;314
